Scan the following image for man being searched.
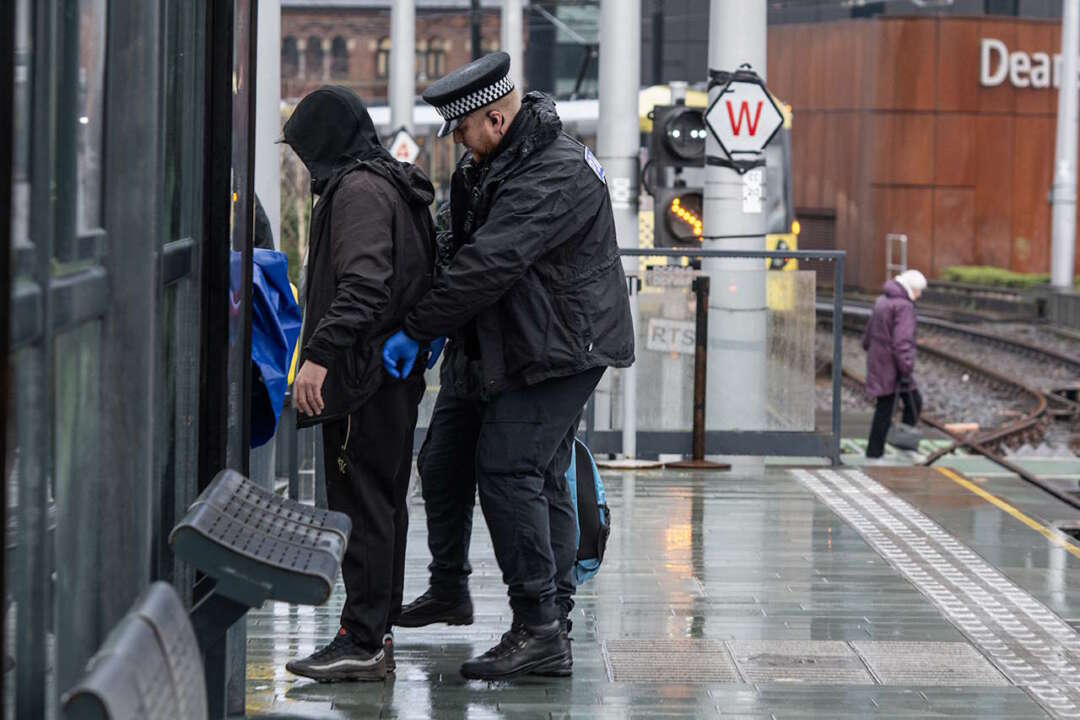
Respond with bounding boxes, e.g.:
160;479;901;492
381;52;635;680
281;86;436;682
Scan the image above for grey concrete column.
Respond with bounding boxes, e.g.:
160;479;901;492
1052;0;1079;289
255;0;281;246
390;0;416;131
502;0;524;90
598;0;641;457
702;0;768;433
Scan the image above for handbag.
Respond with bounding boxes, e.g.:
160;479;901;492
886;386;922;451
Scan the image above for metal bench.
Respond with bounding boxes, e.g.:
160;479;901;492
62;582;207;720
171;468;349;607
171;469;350;716
63;469;350;719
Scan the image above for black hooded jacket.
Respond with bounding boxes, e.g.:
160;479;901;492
284;86;436;427
404;92;635;398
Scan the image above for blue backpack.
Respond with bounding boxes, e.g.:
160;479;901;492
566;438;611;584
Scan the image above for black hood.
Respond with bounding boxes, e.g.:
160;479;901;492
283;85;392;194
364;160;436;208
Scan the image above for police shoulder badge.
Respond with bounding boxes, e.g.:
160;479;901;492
584;146;606;184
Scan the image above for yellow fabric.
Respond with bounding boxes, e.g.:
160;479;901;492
287;283;300;385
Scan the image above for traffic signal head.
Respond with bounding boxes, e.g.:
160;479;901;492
648;104;706;247
650;105;707;169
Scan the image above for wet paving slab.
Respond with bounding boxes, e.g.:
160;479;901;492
244;467;1064;718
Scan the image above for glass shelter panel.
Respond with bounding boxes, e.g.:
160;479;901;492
52;321;101;696
76;0;106;235
603;268;816;434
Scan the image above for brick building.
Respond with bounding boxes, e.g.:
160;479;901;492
281;0;511;103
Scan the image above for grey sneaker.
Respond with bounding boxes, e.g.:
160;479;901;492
285;628;387;682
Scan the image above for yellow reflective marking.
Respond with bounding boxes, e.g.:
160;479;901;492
936;467;1080;561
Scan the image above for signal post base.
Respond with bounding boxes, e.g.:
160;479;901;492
664;458;731;471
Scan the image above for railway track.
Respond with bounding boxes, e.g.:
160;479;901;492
817;304;1080;510
832;302;1080;419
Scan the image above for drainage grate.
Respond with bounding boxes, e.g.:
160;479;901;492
727;640;874;685
852;641;1008;686
601;639;740;683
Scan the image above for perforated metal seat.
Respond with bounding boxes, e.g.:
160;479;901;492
62;582;207;720
169;469;350;606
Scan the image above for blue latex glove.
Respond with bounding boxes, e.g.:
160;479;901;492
426;336;447;369
382;330;420;379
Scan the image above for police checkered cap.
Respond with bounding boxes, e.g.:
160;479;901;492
433;74;515;137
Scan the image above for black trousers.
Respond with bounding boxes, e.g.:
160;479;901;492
866;388;923;458
417;367;604;626
321;375;425;652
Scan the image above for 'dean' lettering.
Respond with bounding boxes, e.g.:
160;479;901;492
980;38;1075;89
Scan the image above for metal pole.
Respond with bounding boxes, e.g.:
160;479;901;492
666;278;729;471
652;0;664;84
598;0;642;461
390;0;415;132
703;0;768;437
832;256;845;465
691;278;708;460
254;0;281;246
501;0;524;90
1052;0;1079;289
471;0;483;61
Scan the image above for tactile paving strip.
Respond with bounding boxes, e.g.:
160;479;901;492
852;641;1009;686
794;468;1080;719
602;639;741;683
727;640;874;685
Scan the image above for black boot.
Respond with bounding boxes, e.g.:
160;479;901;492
285;628;387;682
531;618;572;677
460;620;571;680
396;588;474;628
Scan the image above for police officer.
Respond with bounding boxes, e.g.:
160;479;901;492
382;53;634;680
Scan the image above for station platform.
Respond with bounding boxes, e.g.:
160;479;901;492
244;462;1080;719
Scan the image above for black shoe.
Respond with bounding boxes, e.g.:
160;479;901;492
383;632;395;673
460;620;571;680
531;619;573;677
285;628;387;682
396;589;473;628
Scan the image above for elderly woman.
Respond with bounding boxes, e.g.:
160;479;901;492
862;269;927;458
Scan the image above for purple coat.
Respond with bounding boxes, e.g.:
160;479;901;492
861;279;917;398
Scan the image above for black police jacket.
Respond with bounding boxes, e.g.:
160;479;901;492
297;160;436;427
404;92;635;398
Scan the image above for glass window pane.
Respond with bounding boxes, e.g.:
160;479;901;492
76;0;106;233
52;321;101;696
11;0;32;253
163;0;205;244
229;0;255;470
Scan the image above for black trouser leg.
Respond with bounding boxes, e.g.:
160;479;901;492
900;389;922;426
545;420;581;621
866;394;896;458
416;388;482;601
322;376;425;652
475;368;604;627
386;392;421;632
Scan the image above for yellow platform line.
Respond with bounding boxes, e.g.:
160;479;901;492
936;466;1080;561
